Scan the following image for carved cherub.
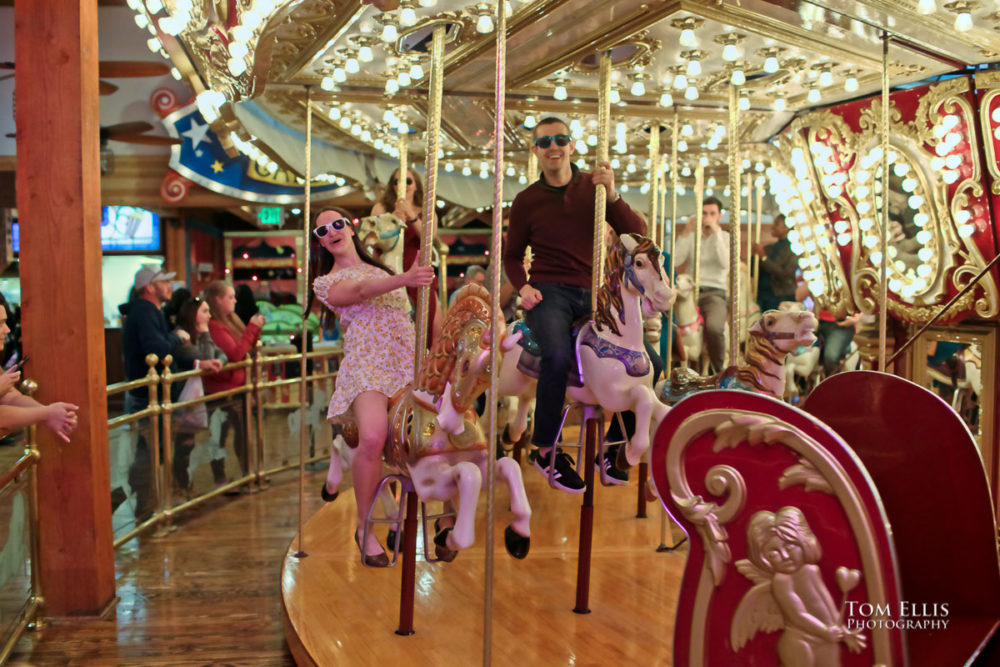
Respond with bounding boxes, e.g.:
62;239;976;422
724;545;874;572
731;507;866;666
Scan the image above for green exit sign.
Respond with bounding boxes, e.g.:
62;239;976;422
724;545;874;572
258;207;282;225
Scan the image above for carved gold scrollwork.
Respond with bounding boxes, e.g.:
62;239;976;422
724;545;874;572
662;408;894;666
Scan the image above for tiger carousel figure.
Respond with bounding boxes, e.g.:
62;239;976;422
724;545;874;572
498;233;676;469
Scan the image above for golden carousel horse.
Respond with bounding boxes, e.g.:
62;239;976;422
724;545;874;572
378;284;531;560
498;233;676;468
657;308;819;403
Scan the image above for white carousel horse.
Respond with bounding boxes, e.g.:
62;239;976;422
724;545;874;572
356;213;440;275
378;284;530;558
498;233;676;467
657;308;819;403
672;264;760;373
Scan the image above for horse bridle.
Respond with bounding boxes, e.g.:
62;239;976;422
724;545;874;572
756;315;800;340
622;250;647;296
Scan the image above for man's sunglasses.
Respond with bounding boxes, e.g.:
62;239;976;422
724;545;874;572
534;134;571;149
313;218;350;239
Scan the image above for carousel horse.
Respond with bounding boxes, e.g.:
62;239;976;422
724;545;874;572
672;264;760;373
776;302;821;400
356;213;440;275
498;233;676;467
657;308;819;404
378;283;531;559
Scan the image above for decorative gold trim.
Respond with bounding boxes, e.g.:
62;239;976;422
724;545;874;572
663;409;894;666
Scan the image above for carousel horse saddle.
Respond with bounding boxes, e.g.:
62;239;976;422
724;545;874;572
657;365;753;405
515;318;651;387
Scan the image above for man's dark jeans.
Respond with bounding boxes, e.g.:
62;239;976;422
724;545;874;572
525;283;591;447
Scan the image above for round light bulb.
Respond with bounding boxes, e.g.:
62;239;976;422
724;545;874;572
134;13;149;29
845;75;859;92
659;91;674;107
231;25;252;43
381;23;398;42
358;45;374;62
476;14;494;34
333;67;347;83
764;56;779;73
147;37;162;52
679;28;697;47
400;7;417;26
819;69;833;87
410;63;424;80
228;57;247;76
684;85;699;101
385;78;399;95
397;71;411;87
524;115;536;128
808;87;821;103
630;80;646;97
686;58;701;77
955;11;972;31
738;94;750;111
609;87;621;104
722;43;740;62
345;58;360;74
731;69;745;86
553;84;568;101
674;73;688;90
773;95;787;111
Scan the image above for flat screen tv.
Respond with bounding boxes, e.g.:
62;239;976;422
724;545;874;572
101;206;161;252
12;207;161;254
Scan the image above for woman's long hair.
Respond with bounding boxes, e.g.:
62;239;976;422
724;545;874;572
305;206;395;325
176;297;203;341
378;168;424;214
204;280;245;339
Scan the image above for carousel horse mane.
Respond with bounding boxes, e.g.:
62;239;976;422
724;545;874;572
594;233;660;338
416;283;494;402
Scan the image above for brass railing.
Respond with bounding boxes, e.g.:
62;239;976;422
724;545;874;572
109;342;343;549
0;380;43;664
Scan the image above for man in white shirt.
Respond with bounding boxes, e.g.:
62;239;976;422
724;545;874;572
673;196;730;372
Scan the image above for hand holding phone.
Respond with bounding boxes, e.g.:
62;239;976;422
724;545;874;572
11;356;29;373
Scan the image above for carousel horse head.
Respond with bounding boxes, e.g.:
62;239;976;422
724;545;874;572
594;233;674;336
416;284;519;434
749;309;818;355
674;273;695;300
356;213;405;265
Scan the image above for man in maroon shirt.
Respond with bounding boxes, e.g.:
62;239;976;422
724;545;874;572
502;117;645;493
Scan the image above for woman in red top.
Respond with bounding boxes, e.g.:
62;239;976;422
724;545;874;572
204;280;265;481
371;168;442;343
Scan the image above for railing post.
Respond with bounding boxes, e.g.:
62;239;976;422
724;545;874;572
158;355;175;535
243;352;256;492
21;379;44;631
253;340;266;489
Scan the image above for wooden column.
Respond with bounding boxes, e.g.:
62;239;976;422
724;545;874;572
14;0;115;615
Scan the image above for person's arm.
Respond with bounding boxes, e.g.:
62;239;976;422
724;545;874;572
606;193;646;236
211;321;262;363
324;262;434;308
371;202;387;215
760;244;797;282
712;230;730;272
134;306;182;360
0;390;79;443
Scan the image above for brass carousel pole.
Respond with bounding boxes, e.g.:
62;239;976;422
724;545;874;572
295;87;313;558
693;164;704;304
647;124;660;246
728;83;742;367
574;48;611;617
398;134;409;215
879;32;890;373
658;110;679;551
484;2;507;663
753;183;763;300
743;171;753;355
527;151;538;184
398;24;445;638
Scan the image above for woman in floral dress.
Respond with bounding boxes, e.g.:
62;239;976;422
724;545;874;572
309;207;434;566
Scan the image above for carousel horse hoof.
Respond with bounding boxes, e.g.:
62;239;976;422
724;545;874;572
386;527;402;552
433;521;459;563
320;481;339;503
504;525;530;560
354;531;390;568
615;443;633;471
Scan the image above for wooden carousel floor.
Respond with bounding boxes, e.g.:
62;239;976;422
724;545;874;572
282;455;689;666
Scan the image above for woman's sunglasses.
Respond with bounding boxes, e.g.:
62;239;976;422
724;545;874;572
534;134;571;149
313;217;350;239
391;177;414;185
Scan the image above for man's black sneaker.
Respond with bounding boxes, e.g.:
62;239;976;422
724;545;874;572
597;444;629;485
531;447;585;494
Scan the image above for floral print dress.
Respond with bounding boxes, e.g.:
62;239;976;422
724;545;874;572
314;263;415;423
